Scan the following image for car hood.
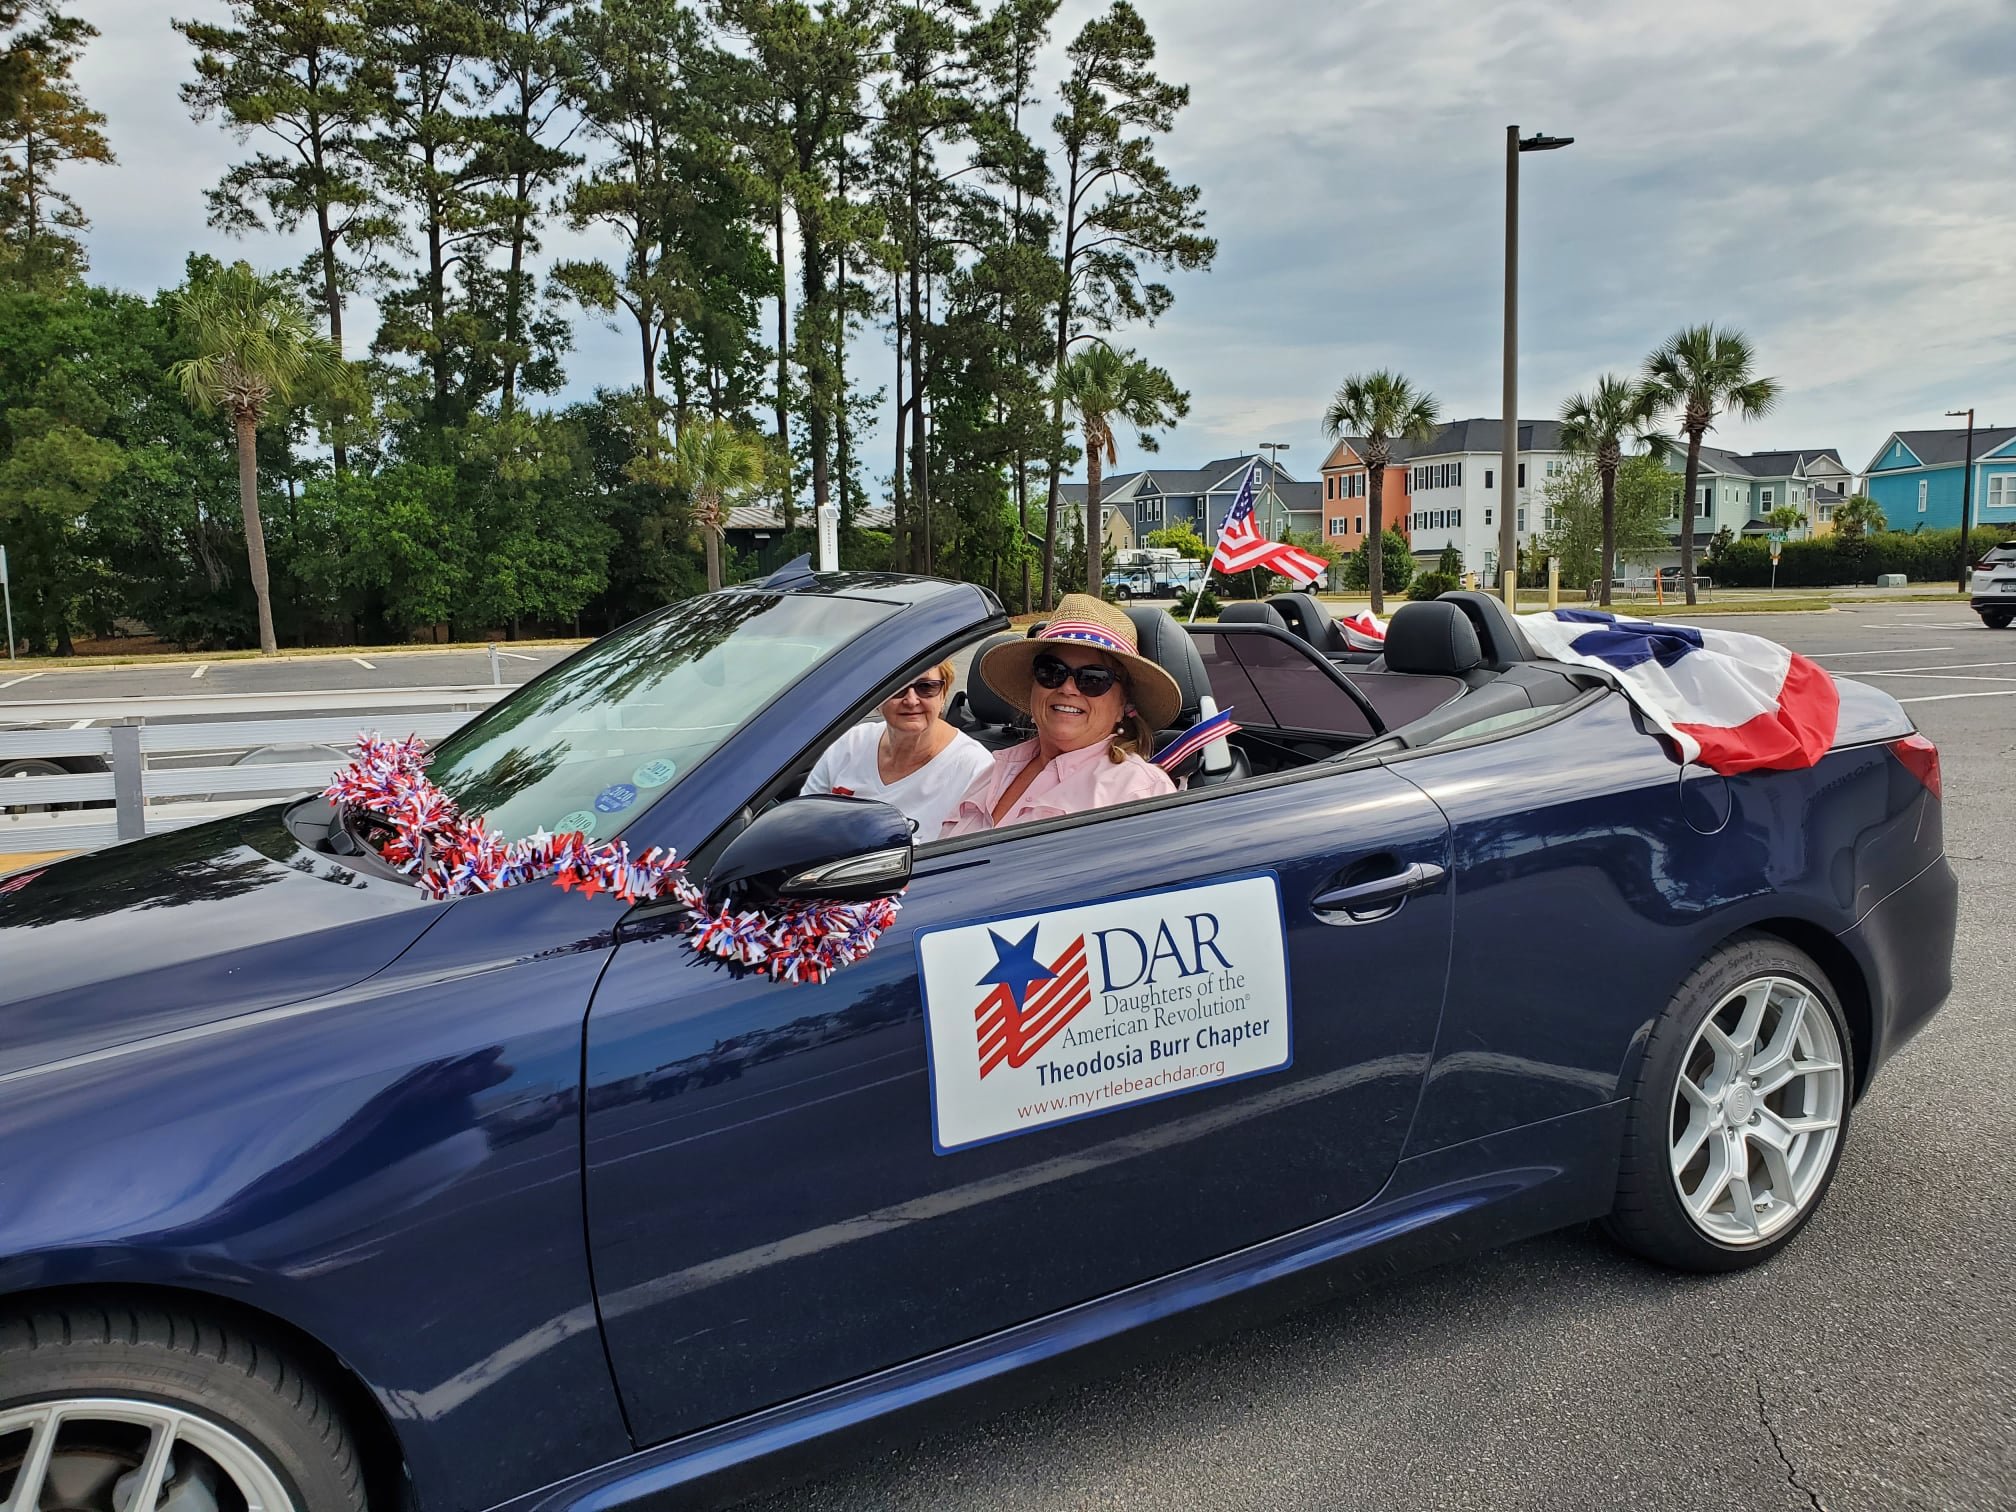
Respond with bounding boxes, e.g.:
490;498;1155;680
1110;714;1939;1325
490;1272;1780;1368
0;806;441;1077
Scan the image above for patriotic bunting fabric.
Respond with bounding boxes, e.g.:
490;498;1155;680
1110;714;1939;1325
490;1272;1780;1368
1338;610;1386;651
1518;610;1839;774
325;734;898;983
1208;461;1328;585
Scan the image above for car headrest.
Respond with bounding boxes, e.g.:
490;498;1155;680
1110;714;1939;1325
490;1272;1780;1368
1218;601;1290;632
963;632;1028;727
1269;592;1334;647
1122;605;1208;723
1382;600;1484;676
1435;590;1533;669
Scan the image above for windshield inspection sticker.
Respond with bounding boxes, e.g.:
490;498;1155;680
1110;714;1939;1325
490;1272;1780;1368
594;782;639;814
633;758;678;788
917;874;1291;1153
556;809;599;836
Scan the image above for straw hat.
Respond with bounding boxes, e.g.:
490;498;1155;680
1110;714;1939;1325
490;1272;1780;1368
979;594;1183;732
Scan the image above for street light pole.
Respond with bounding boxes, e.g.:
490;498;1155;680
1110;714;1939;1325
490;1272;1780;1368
1947;408;1975;593
1258;442;1290;538
1498;127;1573;600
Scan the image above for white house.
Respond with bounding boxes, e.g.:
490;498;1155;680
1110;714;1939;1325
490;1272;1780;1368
1397;419;1572;579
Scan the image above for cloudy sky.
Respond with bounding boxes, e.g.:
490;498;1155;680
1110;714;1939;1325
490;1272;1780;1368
70;0;2016;485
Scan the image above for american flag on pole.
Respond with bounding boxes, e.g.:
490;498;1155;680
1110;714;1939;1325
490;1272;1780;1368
1208;460;1328;585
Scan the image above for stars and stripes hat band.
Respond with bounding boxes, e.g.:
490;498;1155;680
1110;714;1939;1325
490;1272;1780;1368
978;593;1184;732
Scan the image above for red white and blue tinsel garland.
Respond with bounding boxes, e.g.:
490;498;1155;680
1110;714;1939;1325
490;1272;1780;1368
324;733;899;984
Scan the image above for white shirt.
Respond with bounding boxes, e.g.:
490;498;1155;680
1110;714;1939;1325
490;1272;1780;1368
804;722;996;840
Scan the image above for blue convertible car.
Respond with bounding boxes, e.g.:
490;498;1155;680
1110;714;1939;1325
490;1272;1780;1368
0;570;1957;1511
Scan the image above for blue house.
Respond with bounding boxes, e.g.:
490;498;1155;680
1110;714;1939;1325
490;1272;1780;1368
1862;426;2016;531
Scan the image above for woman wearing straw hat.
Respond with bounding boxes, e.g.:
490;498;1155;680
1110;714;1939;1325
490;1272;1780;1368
941;594;1181;837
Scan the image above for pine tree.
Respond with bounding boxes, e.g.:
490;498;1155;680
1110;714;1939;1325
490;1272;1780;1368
0;2;110;288
1038;1;1212;606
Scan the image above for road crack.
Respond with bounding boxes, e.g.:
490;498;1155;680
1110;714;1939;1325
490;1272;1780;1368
1753;1373;1826;1512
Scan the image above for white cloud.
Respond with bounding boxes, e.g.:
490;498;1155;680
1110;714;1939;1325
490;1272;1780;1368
64;0;2016;490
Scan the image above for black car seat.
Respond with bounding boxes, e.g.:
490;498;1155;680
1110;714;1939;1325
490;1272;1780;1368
1121;605;1251;788
1268;591;1338;650
1218;601;1291;632
1436;590;1535;670
1380;600;1497;691
955;632;1033;749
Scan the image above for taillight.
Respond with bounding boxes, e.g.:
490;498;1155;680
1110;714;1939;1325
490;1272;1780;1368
1890;733;1941;799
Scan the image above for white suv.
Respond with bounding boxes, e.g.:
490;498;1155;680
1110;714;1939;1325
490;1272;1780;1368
1971;541;2016;629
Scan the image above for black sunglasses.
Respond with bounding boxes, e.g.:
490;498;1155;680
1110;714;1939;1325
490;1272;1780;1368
1031;652;1120;698
893;676;947;700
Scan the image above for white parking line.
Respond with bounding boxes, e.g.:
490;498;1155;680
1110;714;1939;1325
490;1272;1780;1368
352;658;376;670
68;718;93;729
0;672;43;689
1810;646;1956;658
496;651;538;662
1853;671;2016;684
1898;689;2016;704
191;664;208;679
1828;658;2016;675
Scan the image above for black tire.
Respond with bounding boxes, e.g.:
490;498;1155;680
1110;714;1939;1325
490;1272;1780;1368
1603;933;1855;1272
1112;585;1133;602
1981;608;2013;630
0;1301;369;1510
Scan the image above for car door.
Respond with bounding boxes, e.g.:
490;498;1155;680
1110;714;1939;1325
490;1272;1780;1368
582;761;1454;1445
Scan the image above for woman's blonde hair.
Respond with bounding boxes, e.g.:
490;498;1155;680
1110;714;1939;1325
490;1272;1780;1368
1107;666;1156;764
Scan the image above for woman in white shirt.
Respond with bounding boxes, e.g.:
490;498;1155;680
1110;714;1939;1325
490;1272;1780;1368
803;659;994;838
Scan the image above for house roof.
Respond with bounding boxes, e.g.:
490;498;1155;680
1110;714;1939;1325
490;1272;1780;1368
1324;436;1424;468
1058;469;1143;508
1674;445;1847;480
724;503;894;532
1408;419;1567;458
1874;427;2016;470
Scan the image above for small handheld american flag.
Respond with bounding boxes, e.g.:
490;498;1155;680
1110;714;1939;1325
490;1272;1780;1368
1208;460;1328;585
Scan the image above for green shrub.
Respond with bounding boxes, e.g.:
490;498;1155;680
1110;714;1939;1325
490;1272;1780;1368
1174;585;1222;619
1706;526;2005;587
1339;528;1416;594
1409;571;1459;601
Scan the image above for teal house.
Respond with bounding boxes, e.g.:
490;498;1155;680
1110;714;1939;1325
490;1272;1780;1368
1862;427;2016;531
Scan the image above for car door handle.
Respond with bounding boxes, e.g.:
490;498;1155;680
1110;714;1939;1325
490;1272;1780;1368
1310;861;1446;915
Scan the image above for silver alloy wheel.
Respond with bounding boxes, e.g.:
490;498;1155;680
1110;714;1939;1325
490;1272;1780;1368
0;1397;297;1512
1669;974;1847;1246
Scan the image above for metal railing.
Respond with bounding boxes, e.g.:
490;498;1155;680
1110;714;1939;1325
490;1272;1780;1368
2;686;505;859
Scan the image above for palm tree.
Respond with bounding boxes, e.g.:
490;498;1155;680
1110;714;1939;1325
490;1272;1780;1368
172;261;346;655
672;419;765;592
1642;325;1780;606
1058;345;1189;599
1321;371;1441;613
1559;376;1670;606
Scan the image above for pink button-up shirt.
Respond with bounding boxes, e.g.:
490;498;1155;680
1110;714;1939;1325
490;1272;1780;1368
940;738;1175;837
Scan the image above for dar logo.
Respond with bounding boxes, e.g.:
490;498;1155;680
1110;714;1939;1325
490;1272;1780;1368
973;925;1092;1077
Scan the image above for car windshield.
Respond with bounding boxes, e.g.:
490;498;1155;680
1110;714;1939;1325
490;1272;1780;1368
418;591;893;842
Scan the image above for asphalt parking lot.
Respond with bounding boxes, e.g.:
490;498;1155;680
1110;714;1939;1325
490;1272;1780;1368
0;643;575;703
736;602;2015;1512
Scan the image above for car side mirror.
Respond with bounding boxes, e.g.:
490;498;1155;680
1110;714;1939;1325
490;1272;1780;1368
703;794;913;912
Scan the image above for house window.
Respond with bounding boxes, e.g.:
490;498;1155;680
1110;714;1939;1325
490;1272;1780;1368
1516;507;1527;531
1328;517;1348;537
1326;476;1336;500
1485;469;1495;489
1697;497;1712;520
1546;459;1564;477
1988;475;2016;511
1137;496;1164;525
1355;515;1364;535
1485;507;1494;525
1760;487;1774;507
1919;480;1929;512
